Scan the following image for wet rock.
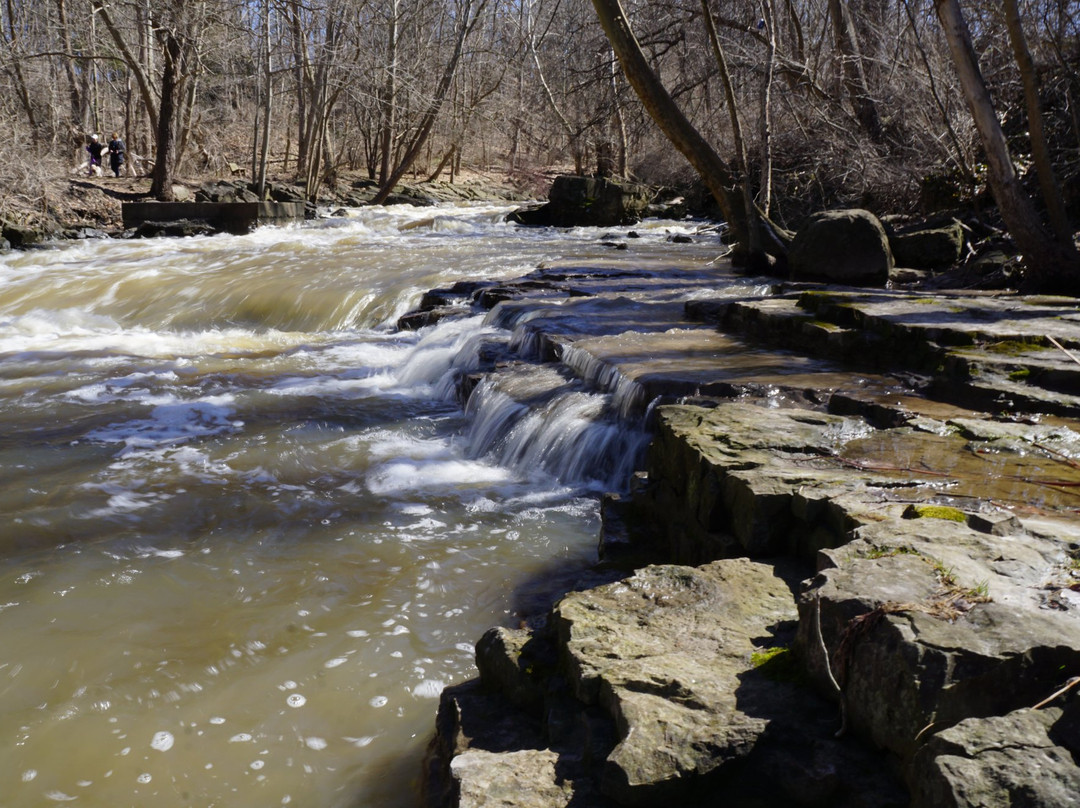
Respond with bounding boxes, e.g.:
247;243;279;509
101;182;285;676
66;226;110;240
397;306;472;331
411;261;1080;807
795;519;1080;765
475;626;554;714
508;176;651;228
1;221;44;248
556;559;803;803
790;209;893;285
888;221;964;269
131;219;220;238
451;749;575;808
506;203;549;226
382;191;437;207
431;559;906;808
909;704;1080;808
626;403;891;564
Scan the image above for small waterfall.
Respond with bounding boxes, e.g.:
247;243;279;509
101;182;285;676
392;315;505;396
495;390;650;489
560;342;647;419
462;363;649;492
463;377;530;458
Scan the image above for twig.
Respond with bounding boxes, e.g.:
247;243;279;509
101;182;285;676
913;721;936;743
1047;335;1080;368
815;596;847;737
1032;675;1080;710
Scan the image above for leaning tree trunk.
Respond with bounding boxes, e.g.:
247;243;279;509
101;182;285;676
590;0;785;266
255;0;273;196
57;0;87;159
934;0;1080;294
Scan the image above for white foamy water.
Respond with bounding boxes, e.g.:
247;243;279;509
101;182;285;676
0;203;728;808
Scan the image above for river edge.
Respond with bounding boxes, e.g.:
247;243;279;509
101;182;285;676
405;259;1080;807
0;171;538;247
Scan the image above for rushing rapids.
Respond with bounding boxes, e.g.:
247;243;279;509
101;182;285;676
0;204;731;808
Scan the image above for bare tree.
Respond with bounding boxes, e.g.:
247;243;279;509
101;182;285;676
1002;0;1070;244
934;0;1079;293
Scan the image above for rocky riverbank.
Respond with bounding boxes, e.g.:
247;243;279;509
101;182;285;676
0;170;533;247
406;256;1080;806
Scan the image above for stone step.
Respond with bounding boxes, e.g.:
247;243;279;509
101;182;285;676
428;558;908;807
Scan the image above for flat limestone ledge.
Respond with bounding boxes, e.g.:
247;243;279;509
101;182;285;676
121;201;305;234
691;288;1080;417
430;559;907;808
624;400;1080;564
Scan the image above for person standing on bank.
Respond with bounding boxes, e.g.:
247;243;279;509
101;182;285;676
108;132;126;178
86;134;105;176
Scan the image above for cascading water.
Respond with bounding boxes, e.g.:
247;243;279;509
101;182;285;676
0;204;728;808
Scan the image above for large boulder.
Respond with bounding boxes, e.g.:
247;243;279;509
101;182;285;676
908;704;1080;808
1;220;45;248
790;209;893;285
889;221;964;269
554;559;905;806
508;176;650;228
795;517;1080;767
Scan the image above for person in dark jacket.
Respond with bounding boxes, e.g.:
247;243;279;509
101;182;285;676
86;134;105;176
107;133;126;178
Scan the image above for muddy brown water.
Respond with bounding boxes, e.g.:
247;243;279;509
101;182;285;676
0;206;746;807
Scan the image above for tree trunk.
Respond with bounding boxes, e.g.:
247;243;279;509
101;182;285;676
255;0;273;196
289;0;311;179
828;0;883;142
758;0;776;215
590;0;785;264
1003;0;1071;244
608;48;628;177
3;0;39;136
372;0;486;205
92;0;159;134
150;32;182;201
378;0;400;186
56;0;86;158
701;0;761;263
934;0;1080;293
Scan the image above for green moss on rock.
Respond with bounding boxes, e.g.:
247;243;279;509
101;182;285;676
902;503;967;522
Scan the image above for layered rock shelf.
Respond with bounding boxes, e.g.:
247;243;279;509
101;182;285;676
406;260;1080;807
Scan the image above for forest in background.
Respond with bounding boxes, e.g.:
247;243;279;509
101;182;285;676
1;1;1078;261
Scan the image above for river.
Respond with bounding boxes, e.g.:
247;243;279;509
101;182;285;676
0;203;726;808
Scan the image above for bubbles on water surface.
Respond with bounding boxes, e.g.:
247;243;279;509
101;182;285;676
412;679;445;699
0;205;685;808
150;730;174;752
